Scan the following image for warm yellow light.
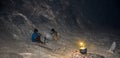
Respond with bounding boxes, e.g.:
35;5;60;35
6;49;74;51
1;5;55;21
79;42;86;49
80;42;84;46
79;42;85;47
80;47;86;49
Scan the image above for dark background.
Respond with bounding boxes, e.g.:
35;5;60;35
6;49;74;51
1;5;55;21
0;0;120;39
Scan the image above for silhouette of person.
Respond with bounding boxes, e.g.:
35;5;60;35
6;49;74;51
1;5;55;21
31;28;44;44
50;28;59;40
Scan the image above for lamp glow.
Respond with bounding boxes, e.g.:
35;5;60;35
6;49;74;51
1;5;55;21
79;42;87;54
79;42;86;49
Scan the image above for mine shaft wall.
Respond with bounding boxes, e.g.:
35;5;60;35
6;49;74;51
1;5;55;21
0;0;119;40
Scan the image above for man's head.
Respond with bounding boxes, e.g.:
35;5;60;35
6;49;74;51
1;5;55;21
51;28;55;32
34;28;38;33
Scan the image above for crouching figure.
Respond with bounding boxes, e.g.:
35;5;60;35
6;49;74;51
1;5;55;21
31;28;45;44
50;28;59;40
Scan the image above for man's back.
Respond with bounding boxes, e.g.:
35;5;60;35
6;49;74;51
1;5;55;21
32;32;39;42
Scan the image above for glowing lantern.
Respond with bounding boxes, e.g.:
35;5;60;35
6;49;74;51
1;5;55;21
79;42;87;54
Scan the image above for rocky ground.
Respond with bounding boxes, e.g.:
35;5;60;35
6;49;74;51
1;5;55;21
0;31;119;58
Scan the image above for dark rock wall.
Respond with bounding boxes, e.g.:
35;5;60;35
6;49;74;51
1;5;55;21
0;0;119;40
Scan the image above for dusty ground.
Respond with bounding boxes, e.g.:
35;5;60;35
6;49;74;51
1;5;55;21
0;32;119;58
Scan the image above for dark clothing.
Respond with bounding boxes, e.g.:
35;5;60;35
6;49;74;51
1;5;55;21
31;32;44;43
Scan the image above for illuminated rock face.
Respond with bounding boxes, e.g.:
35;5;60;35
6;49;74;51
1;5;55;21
108;41;116;54
19;53;32;58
